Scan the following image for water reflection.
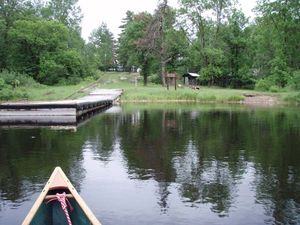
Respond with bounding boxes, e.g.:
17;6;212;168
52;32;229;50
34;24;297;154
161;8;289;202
0;104;300;225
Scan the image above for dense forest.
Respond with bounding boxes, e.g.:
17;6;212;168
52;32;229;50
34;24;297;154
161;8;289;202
0;0;299;93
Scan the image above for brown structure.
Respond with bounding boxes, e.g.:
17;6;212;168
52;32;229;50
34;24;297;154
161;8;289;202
165;73;177;90
183;72;200;86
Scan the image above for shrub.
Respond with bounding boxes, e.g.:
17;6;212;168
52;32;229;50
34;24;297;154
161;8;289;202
270;56;290;87
0;78;5;89
269;85;280;93
284;92;300;104
0;87;14;100
287;70;300;91
0;70;38;87
0;86;29;100
39;50;84;85
255;78;273;91
39;58;65;85
148;74;161;84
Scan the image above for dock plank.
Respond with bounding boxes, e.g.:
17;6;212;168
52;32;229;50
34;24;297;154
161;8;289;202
0;89;123;125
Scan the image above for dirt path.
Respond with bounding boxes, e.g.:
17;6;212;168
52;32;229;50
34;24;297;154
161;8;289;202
64;79;101;100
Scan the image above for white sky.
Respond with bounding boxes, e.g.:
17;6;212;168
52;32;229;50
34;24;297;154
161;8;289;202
78;0;257;41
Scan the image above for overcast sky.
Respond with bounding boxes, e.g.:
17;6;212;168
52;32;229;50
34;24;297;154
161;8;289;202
78;0;257;41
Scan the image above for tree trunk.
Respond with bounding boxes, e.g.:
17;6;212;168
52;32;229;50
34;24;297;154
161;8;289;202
161;60;166;86
159;0;167;87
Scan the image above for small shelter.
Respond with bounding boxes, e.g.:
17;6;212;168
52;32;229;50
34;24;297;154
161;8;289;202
165;73;177;90
183;72;200;86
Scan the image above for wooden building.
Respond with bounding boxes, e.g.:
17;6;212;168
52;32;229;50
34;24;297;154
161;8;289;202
183;73;200;85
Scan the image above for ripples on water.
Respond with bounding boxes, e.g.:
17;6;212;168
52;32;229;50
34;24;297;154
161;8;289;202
0;104;300;225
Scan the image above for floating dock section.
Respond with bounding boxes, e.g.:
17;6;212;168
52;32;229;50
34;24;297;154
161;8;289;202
0;89;122;126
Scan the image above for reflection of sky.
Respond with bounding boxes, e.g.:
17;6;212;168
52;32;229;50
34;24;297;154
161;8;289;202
1;107;300;225
80;138;269;225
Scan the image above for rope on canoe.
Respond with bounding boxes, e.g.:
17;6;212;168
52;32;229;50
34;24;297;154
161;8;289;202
47;192;73;225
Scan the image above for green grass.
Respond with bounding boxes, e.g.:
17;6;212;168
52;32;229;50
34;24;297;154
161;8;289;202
95;72;269;103
3;72;295;105
10;79;95;101
281;92;300;104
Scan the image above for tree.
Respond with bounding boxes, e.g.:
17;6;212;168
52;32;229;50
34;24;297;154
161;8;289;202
179;0;235;86
7;18;85;84
222;9;255;88
7;19;69;78
252;0;300;87
136;0;183;86
89;23;115;71
118;12;154;82
145;0;178;85
179;0;211;67
0;0;34;69
42;0;82;32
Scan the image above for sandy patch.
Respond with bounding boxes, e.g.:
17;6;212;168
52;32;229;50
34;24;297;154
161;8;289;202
243;94;279;106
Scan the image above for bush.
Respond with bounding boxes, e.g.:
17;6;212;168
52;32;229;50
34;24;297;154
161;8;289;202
255;78;273;91
148;74;161;84
39;58;65;85
287;70;300;91
0;78;5;89
0;70;38;87
284;92;300;104
269;85;280;93
270;56;290;87
0;87;14;100
39;50;84;85
0;86;29;101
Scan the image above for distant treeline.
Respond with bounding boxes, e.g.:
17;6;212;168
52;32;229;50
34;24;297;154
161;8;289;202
0;0;299;92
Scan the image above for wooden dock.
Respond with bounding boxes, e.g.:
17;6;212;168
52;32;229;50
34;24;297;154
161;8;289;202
0;89;122;126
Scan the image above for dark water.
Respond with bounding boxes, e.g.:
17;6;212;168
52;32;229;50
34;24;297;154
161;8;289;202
0;104;300;225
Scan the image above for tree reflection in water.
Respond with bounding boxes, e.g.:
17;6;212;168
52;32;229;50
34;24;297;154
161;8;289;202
1;105;300;225
116;106;300;223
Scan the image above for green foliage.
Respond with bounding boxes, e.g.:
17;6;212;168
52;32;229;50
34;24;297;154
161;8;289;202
269;56;290;87
0;78;6;89
199;48;225;85
118;12;153;70
39;50;84;85
196;94;217;102
0;70;39;87
269;85;280;93
0;0;299;91
227;95;245;101
283;92;300;104
89;23;115;71
0;87;14;100
287;70;300;91
7;19;69;77
255;78;273;91
0;70;36;100
42;0;83;32
0;85;29;101
148;74;161;84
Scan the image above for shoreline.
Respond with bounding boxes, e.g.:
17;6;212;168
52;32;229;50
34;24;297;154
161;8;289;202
121;95;281;106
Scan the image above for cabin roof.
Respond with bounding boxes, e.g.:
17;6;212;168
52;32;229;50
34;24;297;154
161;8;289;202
183;72;200;78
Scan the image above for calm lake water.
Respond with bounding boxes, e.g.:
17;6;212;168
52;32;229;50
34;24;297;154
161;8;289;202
0;104;300;225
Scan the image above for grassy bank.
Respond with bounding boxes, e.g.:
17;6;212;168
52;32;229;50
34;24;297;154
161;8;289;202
0;78;98;101
1;72;299;105
96;72;277;103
